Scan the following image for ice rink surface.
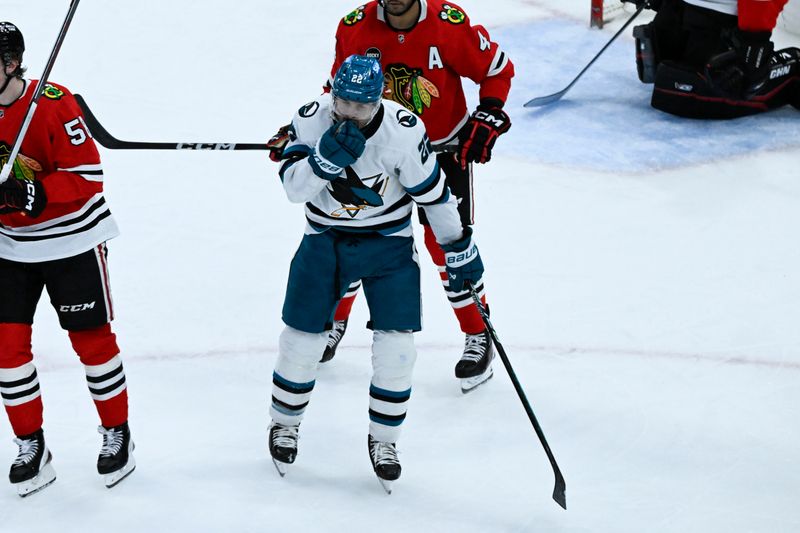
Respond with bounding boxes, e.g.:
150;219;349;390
1;1;799;532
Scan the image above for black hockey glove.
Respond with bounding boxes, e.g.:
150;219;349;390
457;98;511;170
442;227;484;293
0;177;47;218
309;120;366;181
621;0;662;11
706;29;774;97
267;124;294;163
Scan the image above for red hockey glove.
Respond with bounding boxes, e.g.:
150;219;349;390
457;99;511;169
0;177;47;218
267;124;294;162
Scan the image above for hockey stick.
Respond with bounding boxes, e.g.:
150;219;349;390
75;94;456;153
523;2;646;108
74;94;266;151
467;283;567;510
0;0;82;184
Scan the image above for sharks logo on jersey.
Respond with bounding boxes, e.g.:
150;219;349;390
329;168;387;218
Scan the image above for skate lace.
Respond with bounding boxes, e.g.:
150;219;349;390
11;437;38;466
98;426;124;457
326;321;347;349
461;333;488;363
370;440;399;467
271;424;299;449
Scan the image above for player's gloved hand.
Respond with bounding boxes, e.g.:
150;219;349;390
621;0;662;11
707;29;774;96
442;227;484;292
309;120;366;180
457;98;511;170
0;177;47;218
267;124;293;162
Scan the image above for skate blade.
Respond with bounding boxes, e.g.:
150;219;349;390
16;462;57;498
104;458;136;488
272;458;289;477
378;478;393;495
460;367;494;394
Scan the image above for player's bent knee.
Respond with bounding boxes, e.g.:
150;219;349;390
68;323;120;366
279;326;329;367
372;330;417;382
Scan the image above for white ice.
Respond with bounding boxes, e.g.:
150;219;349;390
1;1;799;532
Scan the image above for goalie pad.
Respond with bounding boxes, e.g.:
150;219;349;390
651;49;800;119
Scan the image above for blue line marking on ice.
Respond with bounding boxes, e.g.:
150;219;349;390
489;19;800;173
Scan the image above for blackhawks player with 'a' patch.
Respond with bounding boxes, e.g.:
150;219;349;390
0;21;135;496
313;0;514;394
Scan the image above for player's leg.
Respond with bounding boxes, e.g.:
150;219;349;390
633;0;689;83
44;243;133;487
420;153;494;392
270;232;341;473
358;234;419;491
0;258;55;496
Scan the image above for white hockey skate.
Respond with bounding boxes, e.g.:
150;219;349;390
9;430;57;497
455;330;495;394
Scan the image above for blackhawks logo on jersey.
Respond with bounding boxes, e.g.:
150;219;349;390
384;64;440;116
440;4;466;24
343;5;366;26
0;143;44;182
42;84;65;100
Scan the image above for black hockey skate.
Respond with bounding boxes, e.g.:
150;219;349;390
97;422;136;488
269;422;299;477
320;319;348;363
9;429;56;497
454;330;495;394
367;435;400;494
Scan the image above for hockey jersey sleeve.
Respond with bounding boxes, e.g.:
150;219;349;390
439;6;515;104
278;103;334;204
738;0;789;31
397;131;462;245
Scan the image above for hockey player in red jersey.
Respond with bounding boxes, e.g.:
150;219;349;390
319;0;514;393
628;0;800;117
0;22;134;496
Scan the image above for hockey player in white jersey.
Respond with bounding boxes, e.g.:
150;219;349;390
268;55;484;492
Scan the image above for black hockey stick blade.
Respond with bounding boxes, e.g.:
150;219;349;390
523;3;646;108
74;94;266;151
467;284;567;509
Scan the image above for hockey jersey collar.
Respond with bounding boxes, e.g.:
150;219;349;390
360;103;385;140
377;0;428;31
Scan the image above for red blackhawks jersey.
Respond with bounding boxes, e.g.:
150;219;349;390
331;0;515;144
0;80;118;262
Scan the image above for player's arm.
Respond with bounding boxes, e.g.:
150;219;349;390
444;9;514;167
279;109;366;203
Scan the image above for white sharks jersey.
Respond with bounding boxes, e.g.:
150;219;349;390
279;94;463;244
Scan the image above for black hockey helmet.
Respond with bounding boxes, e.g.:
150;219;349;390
0;22;25;77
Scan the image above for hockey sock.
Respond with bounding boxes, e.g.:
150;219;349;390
270;327;327;426
0;323;44;436
369;331;416;443
333;281;361;322
68;324;128;428
423;224;487;335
